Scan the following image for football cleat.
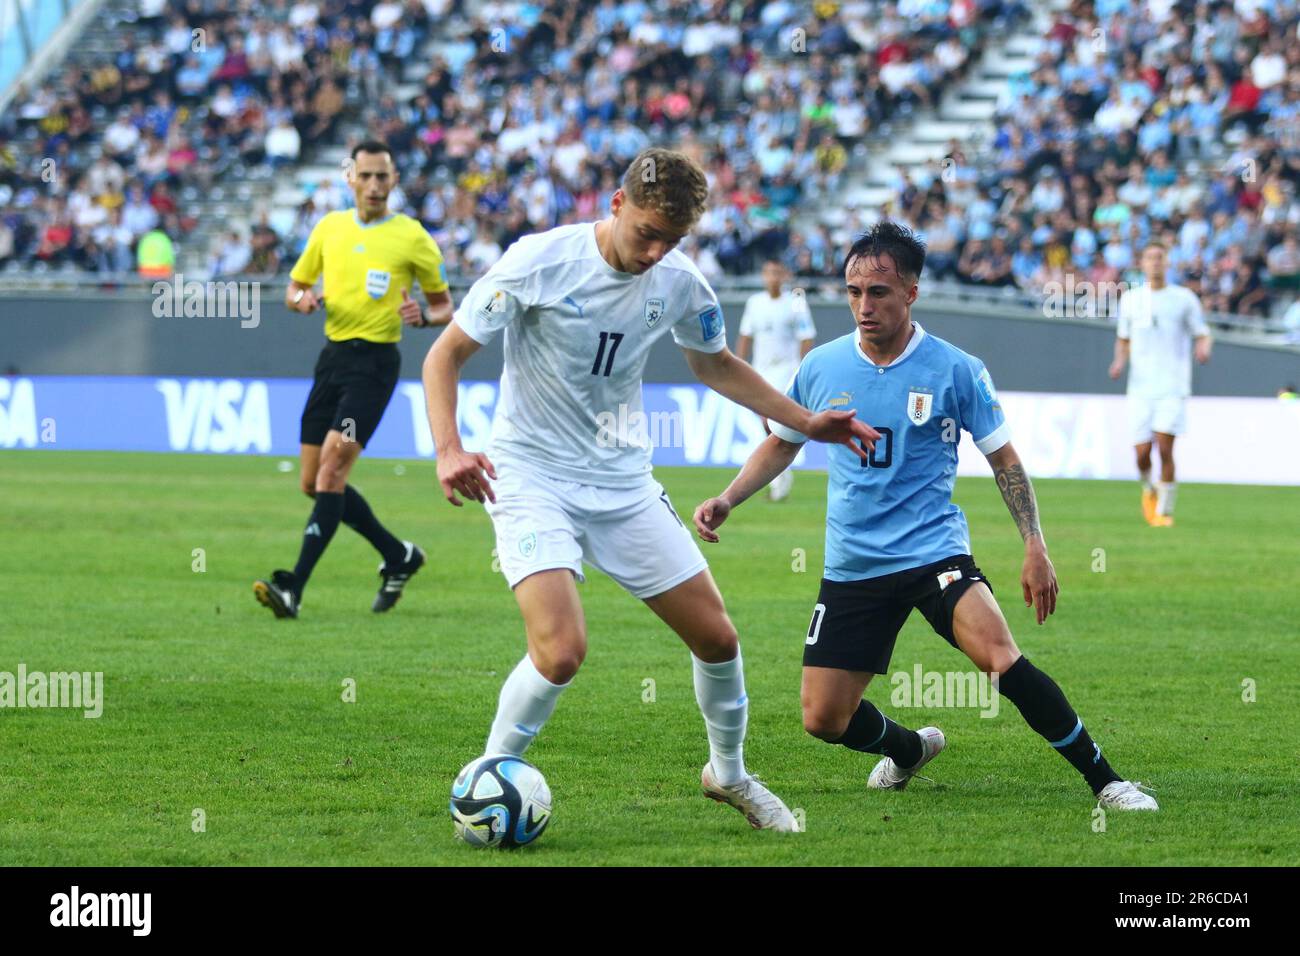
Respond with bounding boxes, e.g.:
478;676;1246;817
1150;514;1175;527
867;726;945;791
1141;487;1158;524
1097;780;1159;811
701;763;800;831
372;541;426;612
253;570;300;619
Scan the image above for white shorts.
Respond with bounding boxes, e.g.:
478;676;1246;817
483;458;708;599
1129;395;1187;444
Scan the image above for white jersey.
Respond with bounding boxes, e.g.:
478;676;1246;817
1117;283;1209;398
454;222;726;488
738;289;816;379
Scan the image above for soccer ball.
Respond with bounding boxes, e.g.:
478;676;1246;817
449;755;552;849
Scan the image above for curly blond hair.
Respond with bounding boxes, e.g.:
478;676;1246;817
620;148;710;230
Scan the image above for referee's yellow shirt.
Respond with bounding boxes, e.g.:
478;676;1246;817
290;210;450;344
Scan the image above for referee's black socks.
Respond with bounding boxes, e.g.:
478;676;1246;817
830;700;924;769
293;491;344;594
997;656;1121;795
342;485;406;566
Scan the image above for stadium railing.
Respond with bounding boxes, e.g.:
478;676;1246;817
1;272;1292;343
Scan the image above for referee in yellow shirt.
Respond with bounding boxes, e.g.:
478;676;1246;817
255;140;453;619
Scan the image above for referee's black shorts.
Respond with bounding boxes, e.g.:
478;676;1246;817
803;554;992;674
300;338;401;448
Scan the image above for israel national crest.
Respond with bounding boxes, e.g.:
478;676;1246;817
518;531;538;559
644;298;665;329
907;389;933;426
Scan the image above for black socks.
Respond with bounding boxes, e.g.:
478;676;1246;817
342;485;406;566
292;491;344;593
831;699;924;769
998;656;1121;794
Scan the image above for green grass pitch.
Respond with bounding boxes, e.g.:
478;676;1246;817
1;450;1296;866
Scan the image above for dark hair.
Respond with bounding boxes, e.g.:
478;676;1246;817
841;220;927;282
351;140;393;161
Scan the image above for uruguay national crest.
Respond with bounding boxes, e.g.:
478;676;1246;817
644;298;665;329
907;389;933;426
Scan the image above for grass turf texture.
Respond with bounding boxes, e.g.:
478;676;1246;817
2;450;1296;866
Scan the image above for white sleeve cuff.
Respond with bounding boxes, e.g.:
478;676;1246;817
452;312;493;345
769;420;808;444
974;422;1011;455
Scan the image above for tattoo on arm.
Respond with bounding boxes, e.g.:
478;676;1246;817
994;462;1041;541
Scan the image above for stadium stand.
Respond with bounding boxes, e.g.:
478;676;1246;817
0;0;1296;336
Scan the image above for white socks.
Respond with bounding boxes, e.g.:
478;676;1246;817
1156;481;1177;516
692;651;749;787
484;650;751;786
769;468;794;502
485;654;569;757
1139;467;1153;492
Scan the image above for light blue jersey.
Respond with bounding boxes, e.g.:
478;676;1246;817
771;324;1010;581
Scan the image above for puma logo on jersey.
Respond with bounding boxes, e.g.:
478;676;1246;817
562;295;585;319
829;391;853;407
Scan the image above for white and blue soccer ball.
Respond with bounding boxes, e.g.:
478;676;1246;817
450;755;552;849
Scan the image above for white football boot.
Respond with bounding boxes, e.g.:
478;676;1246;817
867;726;946;790
701;763;800;831
1097;780;1159;811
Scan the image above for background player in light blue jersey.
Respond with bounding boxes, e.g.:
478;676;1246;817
693;222;1159;812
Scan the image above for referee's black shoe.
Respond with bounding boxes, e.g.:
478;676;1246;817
254;570;300;619
373;542;426;612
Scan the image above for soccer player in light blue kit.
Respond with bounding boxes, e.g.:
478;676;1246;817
693;222;1159;811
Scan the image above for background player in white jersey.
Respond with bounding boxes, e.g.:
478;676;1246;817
1110;242;1212;526
736;259;817;501
694;222;1159;812
422;148;880;831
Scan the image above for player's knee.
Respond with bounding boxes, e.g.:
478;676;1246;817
315;458;351;493
972;640;1019;675
692;616;739;663
802;705;849;742
528;625;587;683
536;644;585;684
300;481;317;498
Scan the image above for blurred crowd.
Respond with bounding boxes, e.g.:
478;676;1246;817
884;0;1300;322
1;0;444;275
1;0;1020;280
1;0;1297;330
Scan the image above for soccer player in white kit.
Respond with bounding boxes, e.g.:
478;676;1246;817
736;259;817;501
422;148;880;831
1109;243;1212;526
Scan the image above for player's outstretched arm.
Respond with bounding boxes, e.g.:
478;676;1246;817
683;346;880;460
985;441;1059;625
693;434;802;543
423;323;496;506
